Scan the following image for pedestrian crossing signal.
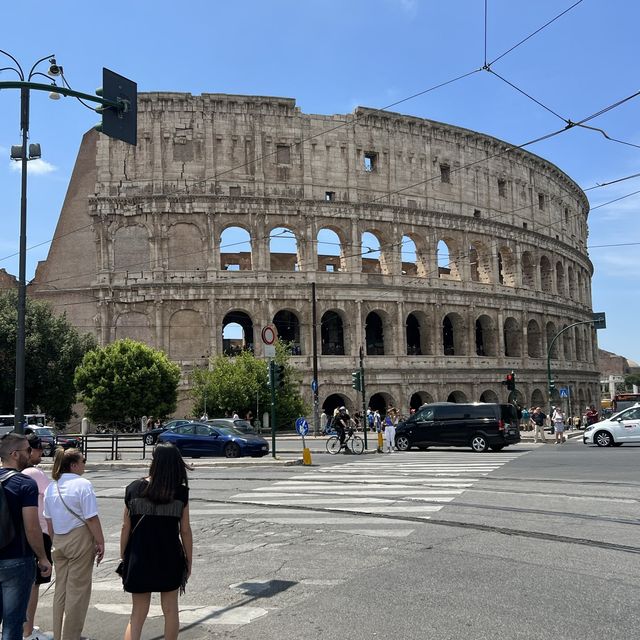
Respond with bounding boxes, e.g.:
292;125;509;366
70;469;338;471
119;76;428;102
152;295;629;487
351;370;363;392
504;372;515;391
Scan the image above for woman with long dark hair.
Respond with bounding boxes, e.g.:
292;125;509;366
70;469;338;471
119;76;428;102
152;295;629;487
120;443;193;640
43;447;104;640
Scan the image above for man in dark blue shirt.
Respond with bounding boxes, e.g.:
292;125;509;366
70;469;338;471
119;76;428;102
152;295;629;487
0;433;52;640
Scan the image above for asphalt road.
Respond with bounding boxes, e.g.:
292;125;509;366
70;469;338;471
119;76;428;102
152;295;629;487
30;439;640;640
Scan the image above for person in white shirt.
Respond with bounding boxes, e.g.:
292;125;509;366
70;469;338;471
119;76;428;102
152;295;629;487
552;407;566;444
22;434;53;640
43;448;105;640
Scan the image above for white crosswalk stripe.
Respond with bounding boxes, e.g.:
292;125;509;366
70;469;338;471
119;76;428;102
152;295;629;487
223;450;526;537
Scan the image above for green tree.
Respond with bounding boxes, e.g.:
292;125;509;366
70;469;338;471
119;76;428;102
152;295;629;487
191;343;308;430
74;338;180;424
0;290;96;421
624;373;640;390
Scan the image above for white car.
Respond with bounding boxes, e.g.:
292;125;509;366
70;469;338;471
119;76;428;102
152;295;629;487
583;403;640;447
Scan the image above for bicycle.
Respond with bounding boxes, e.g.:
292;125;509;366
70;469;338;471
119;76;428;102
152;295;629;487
326;428;365;455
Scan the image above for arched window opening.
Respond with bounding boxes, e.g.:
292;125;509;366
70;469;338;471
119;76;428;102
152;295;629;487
546;322;559;359
220;226;252;270
365;312;385;355
521;251;535;289
361;231;384;274
503;318;521;357
269;227;299;271
437;239;460;279
531;389;545;407
368;393;392;415
556;262;565;297
317;228;344;272
469;245;479;282
321;311;344;355
401;235;418;276
443;313;464;356
410;392;433;412
406;313;422;355
273;310;301;355
222;311;254;355
447;390;467;403
527;320;542;358
540;256;553;291
480;390;499;403
475;315;495;357
567;266;575;300
323;394;351;417
562;324;572;360
498;248;516;286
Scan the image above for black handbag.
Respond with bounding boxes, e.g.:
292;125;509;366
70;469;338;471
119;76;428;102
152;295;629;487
115;515;144;577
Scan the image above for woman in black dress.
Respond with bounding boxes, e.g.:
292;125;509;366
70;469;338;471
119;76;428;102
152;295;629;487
120;443;193;640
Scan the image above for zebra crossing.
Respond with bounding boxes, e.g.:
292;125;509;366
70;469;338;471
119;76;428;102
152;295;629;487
190;450;527;538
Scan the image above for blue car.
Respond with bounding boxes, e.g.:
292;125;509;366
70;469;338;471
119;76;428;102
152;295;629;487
157;422;269;458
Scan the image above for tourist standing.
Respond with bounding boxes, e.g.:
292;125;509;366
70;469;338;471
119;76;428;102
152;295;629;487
0;434;52;640
120;443;193;640
22;434;54;640
531;407;547;443
44;448;105;640
552;407;566;444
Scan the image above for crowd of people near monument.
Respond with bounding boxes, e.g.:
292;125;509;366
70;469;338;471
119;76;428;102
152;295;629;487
0;435;191;640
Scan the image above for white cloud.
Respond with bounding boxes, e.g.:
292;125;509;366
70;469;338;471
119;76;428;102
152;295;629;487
8;159;57;175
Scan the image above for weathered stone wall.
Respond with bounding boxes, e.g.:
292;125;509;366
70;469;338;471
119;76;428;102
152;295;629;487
30;93;600;416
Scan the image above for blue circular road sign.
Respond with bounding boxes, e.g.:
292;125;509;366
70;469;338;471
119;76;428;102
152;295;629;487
295;417;309;436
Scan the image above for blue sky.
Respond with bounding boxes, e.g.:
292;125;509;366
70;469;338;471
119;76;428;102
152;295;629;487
0;0;638;362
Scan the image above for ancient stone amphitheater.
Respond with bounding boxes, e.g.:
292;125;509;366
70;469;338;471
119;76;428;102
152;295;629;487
31;93;599;417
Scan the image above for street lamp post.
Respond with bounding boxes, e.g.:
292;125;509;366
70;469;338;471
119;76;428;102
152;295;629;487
0;51;136;433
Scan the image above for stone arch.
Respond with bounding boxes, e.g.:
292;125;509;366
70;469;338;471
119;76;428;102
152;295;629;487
562;324;573;360
368;392;394;414
567;265;575;300
498;246;516;286
361;230;387;274
527;319;542;358
114;311;153;346
321;310;345;355
479;389;499;403
556;261;565;297
475;314;496;357
317;227;345;273
575;325;585;362
503;317;521;357
409;392;434;412
531;388;545;407
437;237;460;280
540;255;553;291
269;226;300;271
273;310;302;355
323;393;351;417
468;240;492;283
443;312;465;356
546;322;559;359
402;232;427;277
169;309;207;361
521;251;536;289
167;222;202;271
220;225;252;270
447;390;468;403
365;311;387;356
113;224;150;271
222;310;254;355
406;311;430;355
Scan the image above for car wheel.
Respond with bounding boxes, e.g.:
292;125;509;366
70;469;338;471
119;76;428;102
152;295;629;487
144;433;155;446
594;430;613;447
225;442;241;458
490;444;505;452
471;434;489;452
395;435;410;451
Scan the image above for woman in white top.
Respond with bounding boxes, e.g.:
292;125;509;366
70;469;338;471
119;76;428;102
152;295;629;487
43;448;105;640
552;407;566;444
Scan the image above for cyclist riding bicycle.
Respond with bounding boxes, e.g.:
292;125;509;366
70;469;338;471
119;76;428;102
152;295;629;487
334;406;351;452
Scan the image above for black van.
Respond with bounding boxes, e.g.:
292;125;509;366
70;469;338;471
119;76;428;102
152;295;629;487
395;402;520;453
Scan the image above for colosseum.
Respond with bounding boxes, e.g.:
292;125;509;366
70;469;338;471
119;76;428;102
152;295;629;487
30;92;600;419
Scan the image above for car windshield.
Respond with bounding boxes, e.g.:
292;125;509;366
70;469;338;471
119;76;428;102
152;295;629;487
34;428;54;436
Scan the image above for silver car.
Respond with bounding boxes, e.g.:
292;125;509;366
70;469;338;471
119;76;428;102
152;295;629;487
583;403;640;447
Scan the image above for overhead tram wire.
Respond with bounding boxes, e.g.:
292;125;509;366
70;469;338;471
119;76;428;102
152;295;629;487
25;88;640;292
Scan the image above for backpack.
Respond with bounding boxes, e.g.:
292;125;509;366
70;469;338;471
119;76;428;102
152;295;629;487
0;470;18;550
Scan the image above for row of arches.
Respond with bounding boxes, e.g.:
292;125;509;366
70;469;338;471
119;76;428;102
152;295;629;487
112;305;596;363
108;223;591;304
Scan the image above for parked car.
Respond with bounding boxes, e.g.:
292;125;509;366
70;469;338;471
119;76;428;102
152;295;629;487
24;426;81;457
206;418;256;434
142;419;192;446
582;403;640;447
394;402;521;453
158;422;269;458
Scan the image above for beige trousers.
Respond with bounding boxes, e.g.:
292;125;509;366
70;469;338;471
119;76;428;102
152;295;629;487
52;525;95;640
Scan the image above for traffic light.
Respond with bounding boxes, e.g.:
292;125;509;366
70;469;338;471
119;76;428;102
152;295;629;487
351;370;363;392
271;363;285;390
549;378;555;391
505;372;516;391
95;68;137;145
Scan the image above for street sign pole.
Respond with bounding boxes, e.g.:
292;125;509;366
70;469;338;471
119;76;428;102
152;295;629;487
269;360;277;458
359;346;367;449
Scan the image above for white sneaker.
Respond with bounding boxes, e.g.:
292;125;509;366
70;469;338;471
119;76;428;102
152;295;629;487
24;630;54;640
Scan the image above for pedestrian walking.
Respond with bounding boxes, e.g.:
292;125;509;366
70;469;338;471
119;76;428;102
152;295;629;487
21;434;54;640
43;448;105;640
120;443;193;640
552;407;566;444
0;433;52;640
531;407;547;443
